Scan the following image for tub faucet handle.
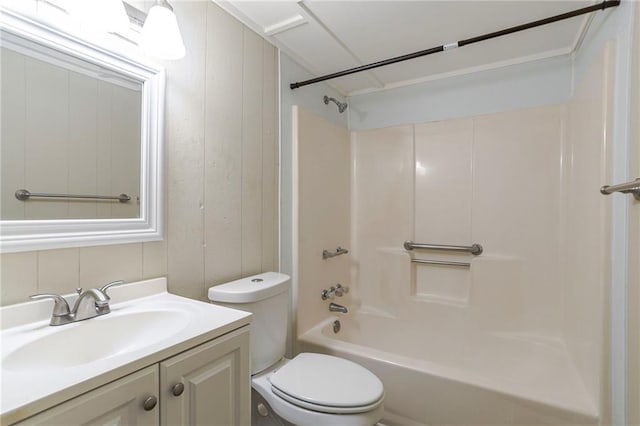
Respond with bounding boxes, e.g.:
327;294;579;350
321;286;336;300
335;284;343;297
334;283;349;297
321;289;329;300
322;284;350;300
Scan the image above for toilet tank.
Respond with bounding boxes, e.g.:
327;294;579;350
208;272;290;374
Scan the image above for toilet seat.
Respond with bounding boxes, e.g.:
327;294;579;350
269;353;384;414
271;386;383;414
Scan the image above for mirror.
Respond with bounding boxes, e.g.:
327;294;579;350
0;10;164;252
1;42;143;221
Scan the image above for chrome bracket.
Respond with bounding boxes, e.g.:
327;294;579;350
601;178;640;201
322;246;349;259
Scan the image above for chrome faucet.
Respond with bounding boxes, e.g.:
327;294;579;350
72;288;110;320
329;302;348;314
30;280;126;326
321;283;349;300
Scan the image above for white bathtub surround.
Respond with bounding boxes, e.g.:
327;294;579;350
293;105;352;338
301;315;596;425
293;42;614;425
563;42;615;420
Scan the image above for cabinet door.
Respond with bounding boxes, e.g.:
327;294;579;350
17;365;159;426
160;326;250;426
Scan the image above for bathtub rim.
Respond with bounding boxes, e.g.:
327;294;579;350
299;315;599;421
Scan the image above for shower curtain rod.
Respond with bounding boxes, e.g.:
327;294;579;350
289;0;621;90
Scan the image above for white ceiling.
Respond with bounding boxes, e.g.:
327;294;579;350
216;1;595;96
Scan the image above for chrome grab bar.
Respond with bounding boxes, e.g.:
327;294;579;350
15;189;131;203
600;178;640;201
403;241;483;255
411;259;470;268
323;246;349;259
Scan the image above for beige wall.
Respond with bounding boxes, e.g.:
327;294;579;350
0;1;279;305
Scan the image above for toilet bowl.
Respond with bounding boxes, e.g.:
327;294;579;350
208;272;384;426
252;356;384;426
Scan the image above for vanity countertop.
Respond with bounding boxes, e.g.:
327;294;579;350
0;277;252;424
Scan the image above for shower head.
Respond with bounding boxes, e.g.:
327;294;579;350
323;95;348;113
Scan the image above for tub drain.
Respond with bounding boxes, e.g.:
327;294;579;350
333;320;341;333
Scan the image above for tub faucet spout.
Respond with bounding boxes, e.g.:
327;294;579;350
329;302;348;314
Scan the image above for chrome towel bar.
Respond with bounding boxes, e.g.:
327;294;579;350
15;189;131;203
403;241;483;255
411;259;470;268
322;246;349;259
600;178;640;201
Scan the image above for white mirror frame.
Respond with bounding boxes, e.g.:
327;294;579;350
0;9;165;253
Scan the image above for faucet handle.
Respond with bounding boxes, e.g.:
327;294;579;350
321;289;332;300
334;284;349;297
99;280;126;297
321;286;337;300
29;293;71;316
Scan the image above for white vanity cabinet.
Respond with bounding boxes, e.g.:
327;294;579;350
160;326;250;425
15;327;250;426
16;366;160;425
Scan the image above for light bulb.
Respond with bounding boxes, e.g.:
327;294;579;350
139;2;186;60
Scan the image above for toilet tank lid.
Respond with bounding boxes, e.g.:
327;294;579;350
208;272;290;303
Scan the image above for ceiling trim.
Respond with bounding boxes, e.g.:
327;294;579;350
571;9;597;55
290;1;615;93
347;46;573;97
264;14;307;37
214;0;350;96
214;0;265;40
296;1;384;90
214;0;602;99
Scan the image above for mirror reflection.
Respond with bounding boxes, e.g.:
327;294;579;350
1;43;142;220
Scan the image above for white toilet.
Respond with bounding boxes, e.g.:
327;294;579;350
208;272;384;426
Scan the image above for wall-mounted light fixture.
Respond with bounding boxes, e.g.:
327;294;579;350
138;0;185;60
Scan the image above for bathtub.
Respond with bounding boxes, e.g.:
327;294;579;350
299;313;599;426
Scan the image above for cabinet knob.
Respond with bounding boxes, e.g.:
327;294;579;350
172;382;185;397
142;396;157;411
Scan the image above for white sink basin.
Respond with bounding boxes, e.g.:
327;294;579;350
0;278;252;423
3;310;190;371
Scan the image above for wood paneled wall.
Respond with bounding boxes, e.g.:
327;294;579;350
0;1;279;305
165;1;278;300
